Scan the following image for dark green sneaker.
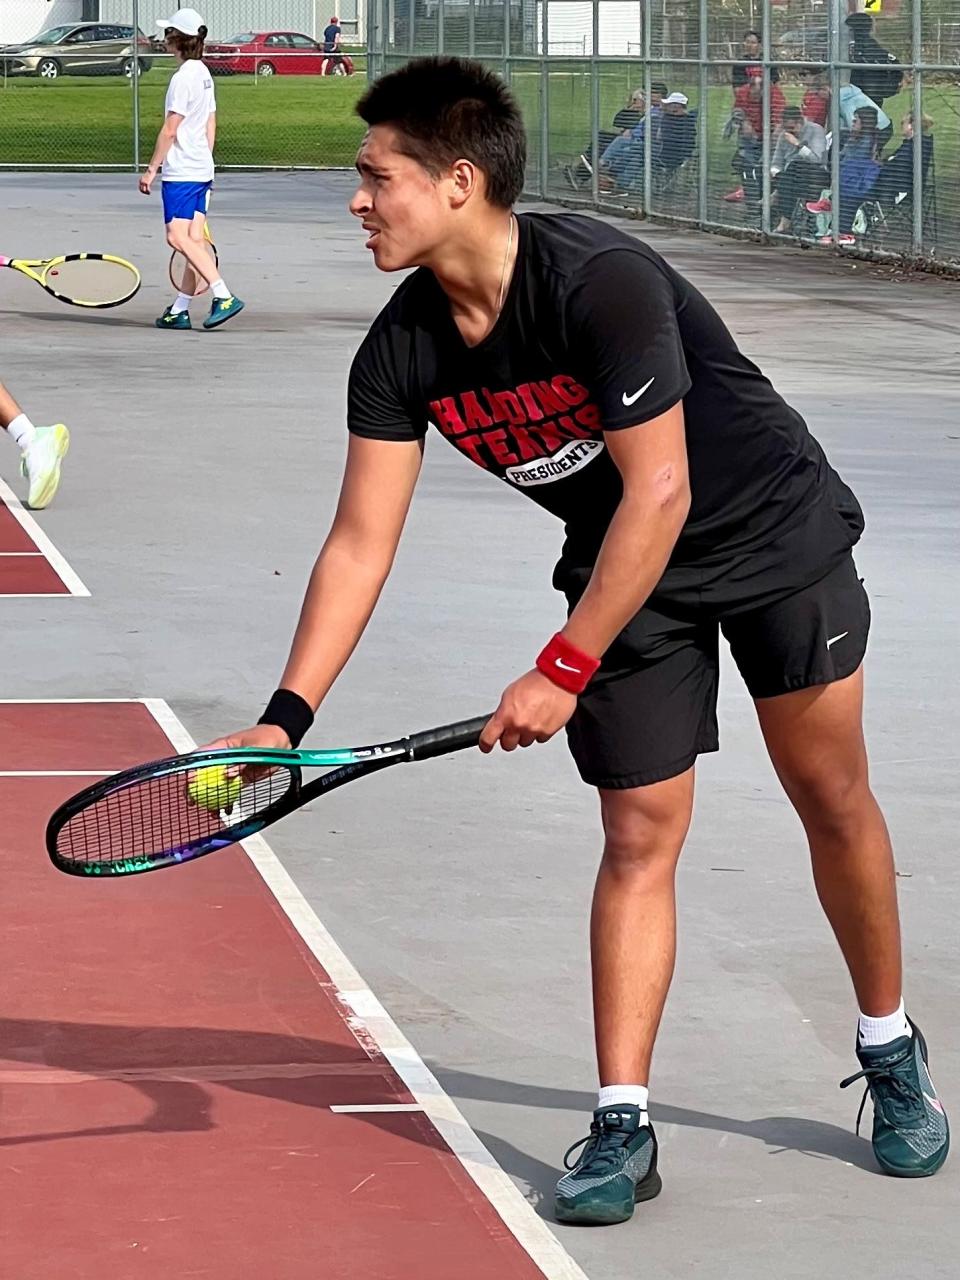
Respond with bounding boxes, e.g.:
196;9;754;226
203;295;245;329
555;1106;661;1225
155;306;191;329
840;1020;949;1177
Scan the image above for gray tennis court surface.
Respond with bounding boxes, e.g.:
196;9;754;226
2;172;957;1280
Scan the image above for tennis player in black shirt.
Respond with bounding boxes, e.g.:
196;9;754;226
211;58;949;1220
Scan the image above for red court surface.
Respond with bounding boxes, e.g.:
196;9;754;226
0;486;88;596
0;701;582;1280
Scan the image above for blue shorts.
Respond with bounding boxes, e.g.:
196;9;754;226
161;180;212;225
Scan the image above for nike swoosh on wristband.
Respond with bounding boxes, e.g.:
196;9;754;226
622;376;655;407
555;658;581;673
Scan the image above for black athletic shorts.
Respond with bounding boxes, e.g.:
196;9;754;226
565;553;870;789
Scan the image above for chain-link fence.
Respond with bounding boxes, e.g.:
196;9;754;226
367;0;960;269
2;1;957;266
0;1;369;168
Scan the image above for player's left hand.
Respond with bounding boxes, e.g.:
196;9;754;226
138;168;156;195
480;669;577;753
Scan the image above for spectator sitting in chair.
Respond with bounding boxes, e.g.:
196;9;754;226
598;84;669;197
655;93;696;180
724;71;786;205
772;105;828;233
838;82;892;152
873;111;934;208
569;86;654;190
807;106;882;245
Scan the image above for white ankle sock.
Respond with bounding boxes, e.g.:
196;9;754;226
170;292;193;315
597;1084;649;1126
858;998;910;1047
7;413;35;449
210;278;231;300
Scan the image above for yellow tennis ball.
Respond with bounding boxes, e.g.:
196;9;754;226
187;765;242;813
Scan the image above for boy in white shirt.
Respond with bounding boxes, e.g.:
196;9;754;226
139;8;244;330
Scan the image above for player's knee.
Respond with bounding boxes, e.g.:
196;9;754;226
166;224;188;250
788;763;871;835
600;785;690;875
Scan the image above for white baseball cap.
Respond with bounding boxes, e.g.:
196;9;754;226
157;8;205;36
662;92;689;106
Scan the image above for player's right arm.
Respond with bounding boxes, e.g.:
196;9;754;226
206;434;422;751
279;434;423;708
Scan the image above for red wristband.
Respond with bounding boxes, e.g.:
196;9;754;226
536;632;601;695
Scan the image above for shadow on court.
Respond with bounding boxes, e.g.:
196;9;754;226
1;1016;873;1183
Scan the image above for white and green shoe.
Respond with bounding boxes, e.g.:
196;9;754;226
21;423;70;510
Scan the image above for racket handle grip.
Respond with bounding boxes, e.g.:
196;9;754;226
406;715;491;761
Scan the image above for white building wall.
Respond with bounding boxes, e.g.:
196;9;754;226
0;1;86;43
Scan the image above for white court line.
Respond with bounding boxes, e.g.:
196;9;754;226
141;696;589;1280
0;474;89;596
330;1103;424;1114
0;551;42;556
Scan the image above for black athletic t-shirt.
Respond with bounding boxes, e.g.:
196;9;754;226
348;213;863;611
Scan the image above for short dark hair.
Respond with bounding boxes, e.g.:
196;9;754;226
743;29;760;40
854;105;879;134
165;25;207;60
782;106;803;123
651;81;668;96
356;57;526;208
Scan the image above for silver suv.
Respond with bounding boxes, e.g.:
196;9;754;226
0;22;154;80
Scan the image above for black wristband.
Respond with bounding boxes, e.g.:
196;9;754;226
258;688;314;749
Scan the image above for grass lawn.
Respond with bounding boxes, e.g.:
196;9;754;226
0;67;369;168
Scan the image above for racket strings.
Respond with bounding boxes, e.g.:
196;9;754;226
54;767;296;869
45;257;139;305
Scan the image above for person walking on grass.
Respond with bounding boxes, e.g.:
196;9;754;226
0;380;68;510
139;8;244;331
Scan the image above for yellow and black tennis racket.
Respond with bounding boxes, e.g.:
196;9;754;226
0;252;141;308
168;221;218;297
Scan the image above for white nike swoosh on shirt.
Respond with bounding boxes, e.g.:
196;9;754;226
555;658;581;673
621;377;656;407
826;631;849;649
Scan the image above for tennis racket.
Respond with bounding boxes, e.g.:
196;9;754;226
46;714;489;879
168;221;218;297
0;253;141;308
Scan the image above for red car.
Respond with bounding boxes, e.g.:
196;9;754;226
205;31;342;77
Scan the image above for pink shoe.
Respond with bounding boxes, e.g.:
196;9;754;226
723;186;745;202
838;234;856;246
806;196;832;213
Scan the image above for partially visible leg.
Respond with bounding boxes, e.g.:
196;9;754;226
754;667;902;1015
0;380;25;431
0;379;69;509
555;611;719;1224
757;667;949;1176
166;217;220;292
593;771;696;1084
